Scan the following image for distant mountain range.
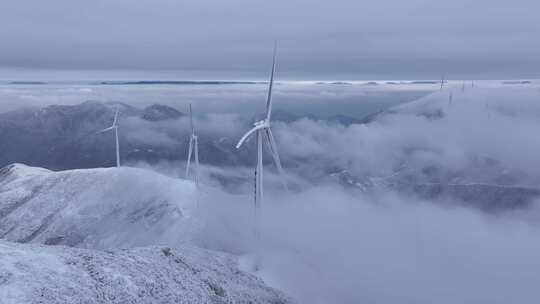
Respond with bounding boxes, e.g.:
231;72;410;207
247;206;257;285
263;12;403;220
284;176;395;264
3;80;262;86
0;101;189;170
269;110;363;125
0;101;365;170
1;93;538;213
99;80;261;85
2;80;536;86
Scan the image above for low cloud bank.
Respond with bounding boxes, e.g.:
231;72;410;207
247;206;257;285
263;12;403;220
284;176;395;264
274;87;540;186
191;86;540;303
197;184;540;304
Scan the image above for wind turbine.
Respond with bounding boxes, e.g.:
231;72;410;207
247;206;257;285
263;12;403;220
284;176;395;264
440;75;445;91
185;103;200;188
98;107;121;168
236;41;287;215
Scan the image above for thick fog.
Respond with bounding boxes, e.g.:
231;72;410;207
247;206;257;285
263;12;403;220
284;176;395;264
189;85;540;303
274;87;540;183
197;186;540;304
124;83;540;303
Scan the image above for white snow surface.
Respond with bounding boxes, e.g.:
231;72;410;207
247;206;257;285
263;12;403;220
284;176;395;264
0;240;289;304
0;163;197;249
0;164;291;303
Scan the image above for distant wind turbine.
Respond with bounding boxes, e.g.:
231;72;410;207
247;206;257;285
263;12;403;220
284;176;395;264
185;104;200;188
236;41;288;216
440;75;445;91
98;107;121;168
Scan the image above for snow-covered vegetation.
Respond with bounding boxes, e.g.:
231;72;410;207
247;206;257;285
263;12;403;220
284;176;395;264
0;241;289;303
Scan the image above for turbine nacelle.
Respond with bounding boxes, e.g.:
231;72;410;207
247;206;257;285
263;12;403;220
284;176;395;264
236;120;270;149
255;119;270;128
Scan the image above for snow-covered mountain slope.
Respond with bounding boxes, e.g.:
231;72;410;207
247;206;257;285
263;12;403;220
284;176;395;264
0;164;197;249
0;241;290;304
0;164;293;303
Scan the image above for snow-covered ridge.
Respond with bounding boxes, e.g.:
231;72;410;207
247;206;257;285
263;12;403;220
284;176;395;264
0;241;290;304
0;164;292;303
0;163;197;249
0;163;51;185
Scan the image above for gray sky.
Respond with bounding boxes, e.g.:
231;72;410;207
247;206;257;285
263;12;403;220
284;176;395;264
0;0;539;79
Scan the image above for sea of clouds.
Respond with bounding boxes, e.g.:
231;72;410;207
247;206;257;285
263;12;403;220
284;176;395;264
2;81;540;303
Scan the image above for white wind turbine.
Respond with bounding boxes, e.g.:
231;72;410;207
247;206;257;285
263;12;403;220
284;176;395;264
98;107;121;168
236;42;288;216
185;104;200;188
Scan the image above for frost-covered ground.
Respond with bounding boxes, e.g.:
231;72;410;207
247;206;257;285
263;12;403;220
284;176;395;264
0;164;291;303
0;241;289;304
0;164;197;248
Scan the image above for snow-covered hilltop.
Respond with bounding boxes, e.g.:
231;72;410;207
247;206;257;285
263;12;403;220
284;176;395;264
0;164;291;303
0;164;197;249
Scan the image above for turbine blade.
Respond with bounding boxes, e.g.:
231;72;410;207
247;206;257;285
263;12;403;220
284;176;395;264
265;41;277;121
265;128;288;191
189;103;194;135
186;137;193;178
236;125;264;149
97;126;115;133
113;107;120;126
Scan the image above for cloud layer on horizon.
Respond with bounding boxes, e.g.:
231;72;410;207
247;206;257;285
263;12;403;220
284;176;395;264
1;0;540;78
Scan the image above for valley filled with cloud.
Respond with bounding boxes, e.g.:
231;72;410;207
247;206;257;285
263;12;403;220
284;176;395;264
1;81;540;303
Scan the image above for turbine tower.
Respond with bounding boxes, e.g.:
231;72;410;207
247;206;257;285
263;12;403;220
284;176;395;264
236;41;287;215
185;104;200;188
440;75;445;91
99;107;121;168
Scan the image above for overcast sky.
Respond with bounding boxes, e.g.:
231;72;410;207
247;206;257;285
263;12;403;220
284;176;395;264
0;0;539;79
